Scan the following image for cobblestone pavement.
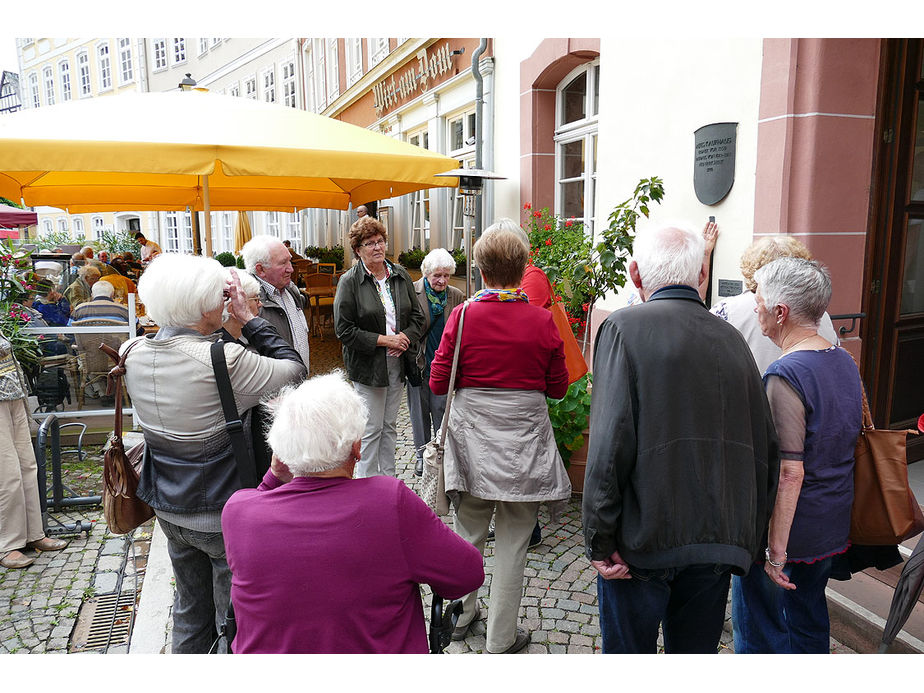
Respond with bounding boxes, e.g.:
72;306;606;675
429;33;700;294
1;325;856;654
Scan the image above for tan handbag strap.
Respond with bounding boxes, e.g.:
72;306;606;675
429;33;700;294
841;347;875;430
100;339;142;439
437;301;469;448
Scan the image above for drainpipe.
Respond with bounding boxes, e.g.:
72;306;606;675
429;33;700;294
471;38;487;293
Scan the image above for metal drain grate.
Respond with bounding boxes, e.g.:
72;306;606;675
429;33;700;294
70;590;137;652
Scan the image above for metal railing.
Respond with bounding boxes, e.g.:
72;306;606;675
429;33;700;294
22;292;139;419
829;312;866;337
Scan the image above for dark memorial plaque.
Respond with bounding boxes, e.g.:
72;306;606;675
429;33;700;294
717;279;744;298
694;122;737;205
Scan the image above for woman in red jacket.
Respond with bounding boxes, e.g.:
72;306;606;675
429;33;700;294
430;218;571;654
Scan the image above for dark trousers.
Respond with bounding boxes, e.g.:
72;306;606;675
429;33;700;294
597;562;732;653
159;517;232;654
731;557;833;653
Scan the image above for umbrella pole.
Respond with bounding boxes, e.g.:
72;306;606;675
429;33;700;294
203;176;213;257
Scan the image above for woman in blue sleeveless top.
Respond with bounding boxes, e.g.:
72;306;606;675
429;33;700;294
731;257;863;653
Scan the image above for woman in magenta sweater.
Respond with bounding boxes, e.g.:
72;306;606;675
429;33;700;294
221;372;484;653
429;218;571;654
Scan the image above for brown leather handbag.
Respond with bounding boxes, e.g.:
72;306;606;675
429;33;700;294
99;340;154;535
849;380;924;545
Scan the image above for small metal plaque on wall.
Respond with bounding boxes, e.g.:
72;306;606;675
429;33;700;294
718;279;744;297
694;122;737;205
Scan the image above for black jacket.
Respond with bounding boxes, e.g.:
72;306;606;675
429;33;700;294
582;285;780;574
333;259;426;387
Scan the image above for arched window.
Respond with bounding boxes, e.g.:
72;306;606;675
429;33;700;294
59;60;71;101
72;217;84;239
97;42;112;91
43;66;55;105
554;61;599;232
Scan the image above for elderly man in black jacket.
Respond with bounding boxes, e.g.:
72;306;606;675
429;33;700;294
241;234;311;371
582;223;780;654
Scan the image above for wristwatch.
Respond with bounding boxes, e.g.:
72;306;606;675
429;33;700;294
765;547;787;567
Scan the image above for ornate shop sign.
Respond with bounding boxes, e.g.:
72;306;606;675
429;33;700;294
373;42;455;116
693;122;737;205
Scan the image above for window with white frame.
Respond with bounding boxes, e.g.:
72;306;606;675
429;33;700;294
199;38;209;55
221;212;233;252
302;42;317;112
118;38;133;83
265;212;280;238
211;38;221;48
408;130;431;250
368;38;388;68
245;76;257;100
77;52;91;96
286;212;300;241
72;217;84;239
59;60;71;101
311;39;327;111
228;82;240;98
262;67;275;103
325;39;339;104
345;38;362;87
282;61;296;108
152;39;167;70
92;215;105;241
554;61;599;232
164;211;193;252
28;72;39;108
42;66;55;105
57;217;68;235
447;109;476;158
172;38;187;65
97;43;112;90
42;219;53;235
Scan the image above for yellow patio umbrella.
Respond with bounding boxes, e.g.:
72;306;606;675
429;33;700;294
233;211;252;254
0;90;460;254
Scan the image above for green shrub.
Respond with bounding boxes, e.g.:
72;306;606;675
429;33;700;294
547;374;592;467
215;252;237;267
236;255;245;269
397;247;425;270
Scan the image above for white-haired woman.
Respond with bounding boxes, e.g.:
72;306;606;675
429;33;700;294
407;248;464;476
122;253;305;654
732;257;863;653
221;372;484;653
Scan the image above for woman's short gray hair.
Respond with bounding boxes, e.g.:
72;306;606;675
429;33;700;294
632;223;704;292
420;248;456;276
267;371;368;476
137;253;226;328
754;257;831;328
240;235;281;273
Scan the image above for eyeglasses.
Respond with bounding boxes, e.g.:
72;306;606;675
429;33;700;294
362;239;386;249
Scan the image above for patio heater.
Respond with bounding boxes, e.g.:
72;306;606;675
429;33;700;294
434;168;504;296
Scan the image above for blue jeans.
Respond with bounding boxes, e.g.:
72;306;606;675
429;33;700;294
158;517;232;654
731;557;832;653
597;563;732;653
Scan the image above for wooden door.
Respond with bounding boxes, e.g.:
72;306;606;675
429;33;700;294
865;39;924;460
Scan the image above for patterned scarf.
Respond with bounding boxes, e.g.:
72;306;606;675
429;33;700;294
424;277;447;322
470;288;529;303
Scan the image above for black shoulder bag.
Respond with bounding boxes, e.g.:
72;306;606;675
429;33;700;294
210;340;259;489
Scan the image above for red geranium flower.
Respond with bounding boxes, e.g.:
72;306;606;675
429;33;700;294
565;220;573;228
523;202;532;210
545;238;552;246
532;211;541;218
544;224;552;231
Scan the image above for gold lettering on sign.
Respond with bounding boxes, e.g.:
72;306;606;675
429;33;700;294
373;41;456;116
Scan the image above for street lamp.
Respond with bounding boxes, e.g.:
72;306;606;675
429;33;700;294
178;73;197;91
435;167;505;296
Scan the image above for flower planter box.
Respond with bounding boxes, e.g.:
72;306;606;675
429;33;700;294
566;429;590;495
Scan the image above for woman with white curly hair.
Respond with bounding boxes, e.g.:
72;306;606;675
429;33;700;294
221;372;483;653
122;253;305;653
